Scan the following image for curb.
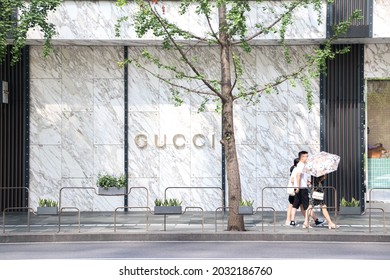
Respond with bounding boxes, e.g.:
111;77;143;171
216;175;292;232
1;232;390;243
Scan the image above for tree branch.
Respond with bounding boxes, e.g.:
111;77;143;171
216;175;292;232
229;50;239;96
147;2;222;98
131;57;217;97
205;11;221;44
233;0;303;45
233;64;308;102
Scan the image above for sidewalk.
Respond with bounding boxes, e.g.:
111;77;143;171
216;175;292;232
1;210;389;243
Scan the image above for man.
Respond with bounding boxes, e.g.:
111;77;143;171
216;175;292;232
289;151;324;227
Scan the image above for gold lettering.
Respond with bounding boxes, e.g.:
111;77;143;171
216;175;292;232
134;134;147;149
193;134;206;148
173;134;186;149
155;134;166;148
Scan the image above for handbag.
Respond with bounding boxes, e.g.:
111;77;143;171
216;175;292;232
287;181;295;196
312;191;324;200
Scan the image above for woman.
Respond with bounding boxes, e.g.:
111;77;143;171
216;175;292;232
303;175;339;229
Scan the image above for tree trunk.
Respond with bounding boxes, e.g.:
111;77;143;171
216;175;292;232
219;4;245;231
222;99;245;231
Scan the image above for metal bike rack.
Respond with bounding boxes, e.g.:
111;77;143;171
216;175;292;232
58;187;95;232
163;187;223;231
58;207;81;233
254;207;276;232
367;188;390;233
183;207;204;232
261;186;338;226
214;206;232;232
214;206;276;232
58;186;150;232
3;207;35;233
128;187;150;209
114;206;151;232
1;187;32;234
365;207;386;233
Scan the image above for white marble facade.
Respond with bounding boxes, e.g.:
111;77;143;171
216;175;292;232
30;46;125;211
26;1;327;44
26;0;390;44
30;44;320;211
373;0;390;39
25;1;390;212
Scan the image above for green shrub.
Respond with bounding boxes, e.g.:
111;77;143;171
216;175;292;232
340;197;360;207
154;198;182;206
240;199;254;207
38;198;58;207
97;174;126;190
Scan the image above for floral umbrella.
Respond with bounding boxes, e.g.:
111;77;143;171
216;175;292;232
303;151;340;177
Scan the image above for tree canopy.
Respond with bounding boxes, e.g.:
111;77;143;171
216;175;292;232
0;0;60;63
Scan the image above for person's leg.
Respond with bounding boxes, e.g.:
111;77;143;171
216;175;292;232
299;204;305;217
304;205;312;228
286;196;295;225
290;195;300;226
301;189;316;227
286;204;293;225
321;204;339;229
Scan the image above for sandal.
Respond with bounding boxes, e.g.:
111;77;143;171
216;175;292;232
328;224;340;229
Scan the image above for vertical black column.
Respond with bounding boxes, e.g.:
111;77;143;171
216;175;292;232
320;44;365;212
124;46;129;211
23;46;30;206
0;46;29;211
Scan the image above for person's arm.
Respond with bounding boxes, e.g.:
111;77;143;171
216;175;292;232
295;172;301;193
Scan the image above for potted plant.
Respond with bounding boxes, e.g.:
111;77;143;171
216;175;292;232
238;199;254;215
37;198;58;215
96;174;126;195
154;198;182;215
339;197;361;215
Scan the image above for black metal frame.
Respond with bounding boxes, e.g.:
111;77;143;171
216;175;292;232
320;44;365;213
124;47;129;211
327;0;373;38
0;46;29;212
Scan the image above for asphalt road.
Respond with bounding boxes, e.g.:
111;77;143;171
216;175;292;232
0;241;389;260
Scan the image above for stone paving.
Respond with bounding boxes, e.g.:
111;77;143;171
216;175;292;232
1;210;389;243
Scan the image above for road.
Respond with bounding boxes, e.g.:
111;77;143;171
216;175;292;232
0;241;389;260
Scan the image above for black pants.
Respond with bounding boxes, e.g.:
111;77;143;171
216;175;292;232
293;189;309;210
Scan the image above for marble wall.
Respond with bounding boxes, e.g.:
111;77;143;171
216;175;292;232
26;2;390;212
373;0;390;38
26;1;327;44
30;46;125;211
29;44;320;211
365;44;390;78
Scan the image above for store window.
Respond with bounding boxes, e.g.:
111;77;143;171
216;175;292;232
367;80;390;202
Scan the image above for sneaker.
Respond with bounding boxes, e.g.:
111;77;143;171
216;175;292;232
290;221;297;227
315;219;325;226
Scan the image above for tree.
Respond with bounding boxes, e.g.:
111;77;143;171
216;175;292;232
0;0;61;63
117;0;359;231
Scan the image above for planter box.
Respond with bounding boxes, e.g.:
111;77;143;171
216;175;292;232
339;206;361;215
37;207;58;215
97;186;126;195
154;206;182;215
238;206;253;215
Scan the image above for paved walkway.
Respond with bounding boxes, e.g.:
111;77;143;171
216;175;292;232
1;210;389;243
